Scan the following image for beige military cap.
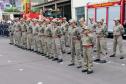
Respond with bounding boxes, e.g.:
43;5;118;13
52;19;57;23
79;17;85;22
69;19;76;23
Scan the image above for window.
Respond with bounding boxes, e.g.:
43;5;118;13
75;7;85;21
125;5;126;21
108;6;120;32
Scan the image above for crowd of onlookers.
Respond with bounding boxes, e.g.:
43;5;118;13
0;21;10;37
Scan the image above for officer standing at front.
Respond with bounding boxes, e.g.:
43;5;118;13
81;26;94;74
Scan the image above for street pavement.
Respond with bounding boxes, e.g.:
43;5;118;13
0;37;126;84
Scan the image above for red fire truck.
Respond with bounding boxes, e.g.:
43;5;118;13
87;0;126;36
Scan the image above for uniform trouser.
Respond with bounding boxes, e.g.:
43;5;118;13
68;34;71;47
104;38;108;52
9;33;14;44
15;32;21;46
43;37;48;55
21;32;27;48
96;37;107;60
37;36;42;53
54;38;62;59
83;47;93;71
74;40;82;66
14;33;18;45
33;35;38;51
65;33;69;46
13;33;16;45
93;32;96;50
113;36;123;57
61;36;65;53
71;39;75;64
67;35;72;53
80;40;83;56
37;36;44;53
47;37;53;57
40;36;44;53
27;34;33;49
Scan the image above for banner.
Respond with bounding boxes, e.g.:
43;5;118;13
22;0;31;13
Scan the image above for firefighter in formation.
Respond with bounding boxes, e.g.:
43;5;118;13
9;17;124;74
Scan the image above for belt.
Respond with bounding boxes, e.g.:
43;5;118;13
54;36;60;38
114;35;121;36
73;37;80;40
48;36;52;37
22;31;26;32
16;31;20;32
83;45;93;48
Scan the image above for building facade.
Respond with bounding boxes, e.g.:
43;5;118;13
86;0;123;34
33;0;71;20
71;0;86;20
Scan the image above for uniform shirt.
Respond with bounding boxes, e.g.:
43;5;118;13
102;23;108;36
113;24;124;36
96;26;107;38
52;25;61;37
89;22;97;33
61;22;69;35
15;23;21;32
32;23;39;35
45;24;53;37
27;26;32;34
38;25;45;36
21;24;27;32
71;27;81;40
81;33;94;46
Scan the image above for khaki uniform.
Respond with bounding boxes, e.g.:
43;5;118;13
89;23;97;51
14;23;22;47
113;24;124;57
67;26;72;53
70;27;82;66
9;24;15;44
102;23;108;52
53;26;63;60
43;25;48;56
27;26;33;50
33;24;39;52
38;25;45;54
21;24;27;48
81;31;93;71
96;26;108;60
65;23;70;47
60;24;66;53
45;24;53;57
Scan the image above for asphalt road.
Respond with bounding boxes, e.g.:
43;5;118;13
0;37;126;84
